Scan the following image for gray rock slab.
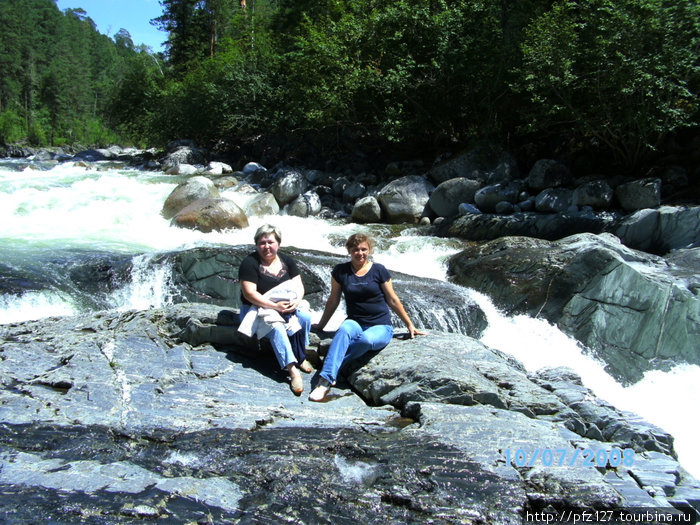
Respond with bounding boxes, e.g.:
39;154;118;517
0;308;397;433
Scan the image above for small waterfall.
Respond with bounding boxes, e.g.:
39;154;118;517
0;290;77;324
109;254;177;311
391;275;487;337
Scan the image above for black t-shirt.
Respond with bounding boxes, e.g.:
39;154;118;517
238;251;300;306
332;261;392;326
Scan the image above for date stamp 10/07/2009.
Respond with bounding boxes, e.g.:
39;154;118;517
504;447;636;468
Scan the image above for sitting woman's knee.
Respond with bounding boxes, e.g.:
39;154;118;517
338;319;361;334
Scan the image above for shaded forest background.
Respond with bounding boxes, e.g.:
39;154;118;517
1;0;698;173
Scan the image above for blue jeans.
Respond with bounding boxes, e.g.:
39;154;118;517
239;304;311;369
320;320;393;385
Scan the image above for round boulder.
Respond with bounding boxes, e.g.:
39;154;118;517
243;192;280;217
428;178;482;217
377;175;434;224
271;169;308;206
351;196;382;223
171;198;249;232
283;191;322;217
203;161;233;176
161;176;220;219
243;162;266;175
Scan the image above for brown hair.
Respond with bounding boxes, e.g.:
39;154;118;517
345;233;375;252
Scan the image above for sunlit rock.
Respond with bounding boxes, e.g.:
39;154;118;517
161;176;220;219
171;198;248;232
428;177;482;217
243;192;280;217
377;175;434;224
614;205;700;254
447;232;700;383
351;196;381;223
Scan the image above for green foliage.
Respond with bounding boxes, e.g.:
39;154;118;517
0;109;25;143
515;0;700;169
4;0;697;170
0;0;150;147
106;51;166;146
271;0;541;145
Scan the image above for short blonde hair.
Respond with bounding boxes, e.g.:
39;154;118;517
254;224;282;244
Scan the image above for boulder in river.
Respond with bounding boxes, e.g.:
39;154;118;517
271;168;308;206
351;195;382;223
427;177;482;217
161;176;220;219
283;190;322;217
613;205;700;254
242;191;280;217
447;232;700;383
170;198;249;233
377;175;434;224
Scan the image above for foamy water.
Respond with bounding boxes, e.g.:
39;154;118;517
474;290;700;479
0;290;78;324
1;159;698;479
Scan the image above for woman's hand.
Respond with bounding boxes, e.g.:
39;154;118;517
406;324;427;338
274;300;298;314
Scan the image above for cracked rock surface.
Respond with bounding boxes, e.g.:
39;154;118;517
1;304;698;523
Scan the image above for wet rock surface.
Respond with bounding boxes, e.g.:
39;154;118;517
447;232;700;383
1;305;698;523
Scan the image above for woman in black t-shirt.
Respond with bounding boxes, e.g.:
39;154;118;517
309;233;425;401
238;224;312;395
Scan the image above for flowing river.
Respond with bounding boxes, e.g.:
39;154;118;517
1;158;698;479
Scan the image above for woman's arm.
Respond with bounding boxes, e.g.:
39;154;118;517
381;279;426;338
314;277;342;330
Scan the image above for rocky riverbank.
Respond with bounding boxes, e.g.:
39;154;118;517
6;141;699;254
2;302;699;523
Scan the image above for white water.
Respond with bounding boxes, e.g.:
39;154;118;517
1;160;699;479
474;291;700;480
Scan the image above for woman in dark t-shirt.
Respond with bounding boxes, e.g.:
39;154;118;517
309;233;425;401
238;224;312;395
